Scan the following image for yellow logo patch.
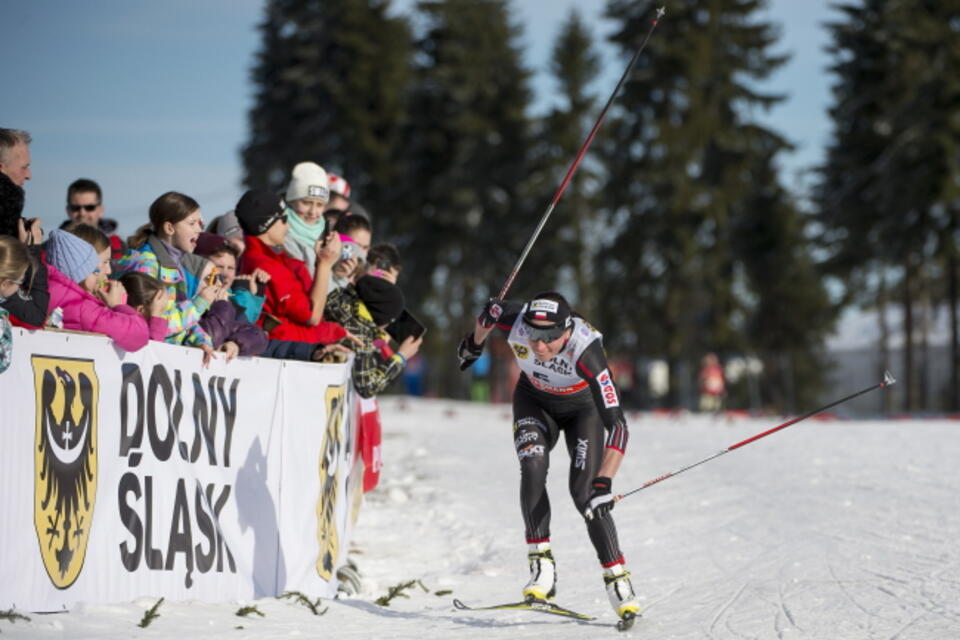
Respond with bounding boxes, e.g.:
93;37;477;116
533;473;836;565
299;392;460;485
33;356;98;589
513;344;529;359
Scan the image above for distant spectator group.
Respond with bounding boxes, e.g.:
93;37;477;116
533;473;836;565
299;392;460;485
0;127;423;397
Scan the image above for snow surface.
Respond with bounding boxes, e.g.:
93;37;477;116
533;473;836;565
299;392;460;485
6;397;960;639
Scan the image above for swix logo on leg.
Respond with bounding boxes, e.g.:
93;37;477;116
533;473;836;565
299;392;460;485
518;444;545;460
597;369;619;408
574;438;588;470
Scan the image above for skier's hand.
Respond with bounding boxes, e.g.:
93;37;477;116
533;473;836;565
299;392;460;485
584;476;615;520
477;298;504;329
457;332;483;371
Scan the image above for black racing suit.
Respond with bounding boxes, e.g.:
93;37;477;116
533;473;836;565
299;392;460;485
481;301;630;567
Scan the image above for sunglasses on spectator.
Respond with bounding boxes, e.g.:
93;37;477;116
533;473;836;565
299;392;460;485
69;204;100;212
262;209;288;231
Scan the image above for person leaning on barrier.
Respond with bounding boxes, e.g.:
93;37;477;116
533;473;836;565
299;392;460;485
44;229;153;353
115;191;221;361
234;188;352;346
0;235;31;373
323;273;422;398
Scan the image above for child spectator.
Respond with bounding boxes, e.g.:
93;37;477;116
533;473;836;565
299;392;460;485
117;271;171;342
195;234;350;362
192;236;270;361
363;242;402;283
283;161;331;274
198;298;269;361
195;239;269;324
116;191;221;361
44;229;152;352
207;210;246;254
0;235;30;372
324;274;422;398
234;189;348;345
331;214;372;290
63;222;113;283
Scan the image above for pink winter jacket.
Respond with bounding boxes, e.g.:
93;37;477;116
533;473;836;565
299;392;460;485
46;265;152;352
147;316;170;342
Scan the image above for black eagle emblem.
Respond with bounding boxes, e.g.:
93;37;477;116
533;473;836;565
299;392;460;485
38;366;96;581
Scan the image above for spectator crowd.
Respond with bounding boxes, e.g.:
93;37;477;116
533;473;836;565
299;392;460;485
0;128;423;399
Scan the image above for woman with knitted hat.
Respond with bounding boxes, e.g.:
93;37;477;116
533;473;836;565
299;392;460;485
235;188;350;346
283;161;336;274
43;229;153;352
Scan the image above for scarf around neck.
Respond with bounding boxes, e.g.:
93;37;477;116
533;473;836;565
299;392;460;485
286;207;326;250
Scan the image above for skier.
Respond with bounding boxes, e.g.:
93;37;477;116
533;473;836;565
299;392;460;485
458;291;640;624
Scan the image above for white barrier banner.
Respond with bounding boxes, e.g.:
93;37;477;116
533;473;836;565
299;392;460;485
0;329;360;611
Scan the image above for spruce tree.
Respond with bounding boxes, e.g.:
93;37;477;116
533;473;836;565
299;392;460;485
243;0;412;212
598;0;830;410
523;9;603;319
819;1;960;411
396;0;534;396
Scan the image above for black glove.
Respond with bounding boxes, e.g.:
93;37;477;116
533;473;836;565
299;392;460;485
584;476;615;520
477;298;505;329
457;332;484;371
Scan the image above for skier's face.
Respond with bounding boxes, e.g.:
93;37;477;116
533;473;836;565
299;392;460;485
528;322;570;360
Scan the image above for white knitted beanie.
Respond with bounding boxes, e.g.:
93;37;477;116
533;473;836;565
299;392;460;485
285;162;330;204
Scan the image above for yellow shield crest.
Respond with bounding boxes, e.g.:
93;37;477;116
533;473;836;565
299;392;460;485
33;356;98;589
316;384;346;581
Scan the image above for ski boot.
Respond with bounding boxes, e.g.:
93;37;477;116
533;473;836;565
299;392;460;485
603;564;640;631
522;542;557;602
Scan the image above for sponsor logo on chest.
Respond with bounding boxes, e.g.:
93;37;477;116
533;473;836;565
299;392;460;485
533;356;573;377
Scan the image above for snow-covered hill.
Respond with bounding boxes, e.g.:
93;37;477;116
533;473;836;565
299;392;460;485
6;397;959;639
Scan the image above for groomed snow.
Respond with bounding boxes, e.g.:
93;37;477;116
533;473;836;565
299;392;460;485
6;396;959;639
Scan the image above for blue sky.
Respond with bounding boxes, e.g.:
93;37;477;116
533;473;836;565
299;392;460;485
2;0;834;237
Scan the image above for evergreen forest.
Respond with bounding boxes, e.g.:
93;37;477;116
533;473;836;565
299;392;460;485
244;0;960;414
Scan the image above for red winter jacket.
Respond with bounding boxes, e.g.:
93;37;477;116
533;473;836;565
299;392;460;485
240;235;346;344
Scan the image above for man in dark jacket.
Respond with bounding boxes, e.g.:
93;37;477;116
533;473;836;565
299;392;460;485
0;172;48;327
61;179;125;260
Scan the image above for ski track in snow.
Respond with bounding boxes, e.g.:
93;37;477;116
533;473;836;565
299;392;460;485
5;398;960;639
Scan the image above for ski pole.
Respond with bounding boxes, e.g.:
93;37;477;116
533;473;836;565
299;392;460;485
496;6;666;301
615;371;897;503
